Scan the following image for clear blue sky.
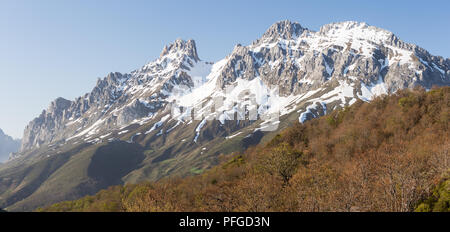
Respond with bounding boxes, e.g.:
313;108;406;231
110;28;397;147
1;0;449;138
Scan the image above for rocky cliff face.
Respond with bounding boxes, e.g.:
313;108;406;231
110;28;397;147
18;20;449;153
0;129;20;163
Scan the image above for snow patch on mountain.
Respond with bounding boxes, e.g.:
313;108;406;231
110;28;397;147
194;118;207;143
145;114;171;135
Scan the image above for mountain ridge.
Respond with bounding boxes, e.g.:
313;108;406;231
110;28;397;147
1;20;448;211
19;38;210;152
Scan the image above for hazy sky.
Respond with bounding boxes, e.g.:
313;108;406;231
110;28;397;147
1;0;449;138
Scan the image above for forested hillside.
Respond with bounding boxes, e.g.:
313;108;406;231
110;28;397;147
38;87;450;212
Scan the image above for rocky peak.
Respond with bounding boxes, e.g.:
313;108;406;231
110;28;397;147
261;20;305;42
318;21;397;45
48;97;72;113
321;21;370;31
160;39;199;62
231;43;247;54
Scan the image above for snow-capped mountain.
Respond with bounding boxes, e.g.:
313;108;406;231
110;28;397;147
19;20;449;153
20;39;213;152
2;20;449;211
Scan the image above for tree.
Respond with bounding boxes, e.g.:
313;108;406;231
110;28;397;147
262;142;302;184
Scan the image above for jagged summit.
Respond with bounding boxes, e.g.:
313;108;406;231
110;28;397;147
321;21;372;31
261;20;306;41
135;38;203;77
318;21;396;44
19;38;212;152
48;97;71;112
159;39;199;62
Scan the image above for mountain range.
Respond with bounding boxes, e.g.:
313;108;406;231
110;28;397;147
0;20;448;211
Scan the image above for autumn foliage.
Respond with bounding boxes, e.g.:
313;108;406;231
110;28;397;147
38;87;450;212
